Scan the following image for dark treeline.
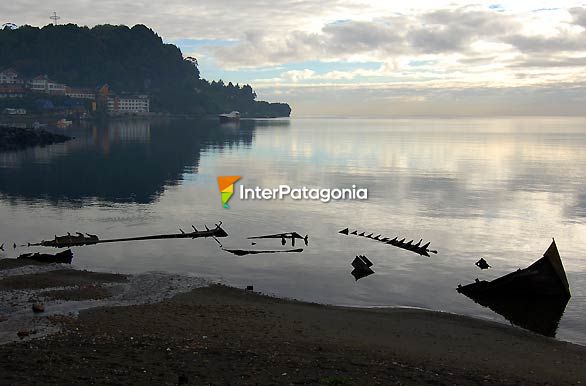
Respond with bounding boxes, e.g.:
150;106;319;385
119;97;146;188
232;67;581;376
0;24;291;117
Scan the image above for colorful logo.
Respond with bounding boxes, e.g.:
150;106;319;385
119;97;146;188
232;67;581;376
217;176;241;208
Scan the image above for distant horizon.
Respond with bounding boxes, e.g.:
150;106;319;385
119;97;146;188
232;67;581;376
3;1;586;116
288;113;586;118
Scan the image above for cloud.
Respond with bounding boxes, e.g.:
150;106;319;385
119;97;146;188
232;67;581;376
282;69;316;82
510;56;586;67
321;19;406;54
504;33;586;53
3;1;586;115
2;0;351;40
212;6;520;68
407;7;517;53
569;6;586;27
256;81;586;116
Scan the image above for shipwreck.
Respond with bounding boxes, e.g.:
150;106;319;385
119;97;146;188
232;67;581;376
28;223;228;248
457;239;570;298
351;255;375;281
339;228;437;257
247;232;308;246
457;239;571;337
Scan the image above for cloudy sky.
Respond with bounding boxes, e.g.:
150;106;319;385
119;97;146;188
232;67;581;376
3;1;586;116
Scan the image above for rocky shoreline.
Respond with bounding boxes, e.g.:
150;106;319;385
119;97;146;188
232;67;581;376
0;126;72;152
1;259;585;385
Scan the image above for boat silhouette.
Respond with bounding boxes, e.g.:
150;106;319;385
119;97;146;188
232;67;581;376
458;239;570;337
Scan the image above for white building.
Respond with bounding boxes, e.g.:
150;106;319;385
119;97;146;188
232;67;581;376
29;75;66;95
107;95;150;114
0;68;21;84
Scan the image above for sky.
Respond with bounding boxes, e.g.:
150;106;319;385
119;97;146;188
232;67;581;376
3;1;586;116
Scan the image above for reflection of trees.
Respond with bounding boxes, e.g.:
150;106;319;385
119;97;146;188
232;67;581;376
0;119;257;204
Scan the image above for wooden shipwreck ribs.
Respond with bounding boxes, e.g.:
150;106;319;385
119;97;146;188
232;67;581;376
28;222;228;248
338;228;438;257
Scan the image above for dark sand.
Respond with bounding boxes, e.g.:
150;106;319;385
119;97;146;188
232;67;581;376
1;262;585;385
0;268;127;290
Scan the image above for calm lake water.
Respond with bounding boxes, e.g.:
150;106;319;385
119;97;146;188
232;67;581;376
1;117;585;345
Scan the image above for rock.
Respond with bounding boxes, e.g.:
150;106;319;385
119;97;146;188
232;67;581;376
246;285;254;291
17;330;29;339
32;303;45;313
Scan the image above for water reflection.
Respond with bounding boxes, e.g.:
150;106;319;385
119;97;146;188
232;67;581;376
460;293;569;337
0;117;585;345
0;118;270;204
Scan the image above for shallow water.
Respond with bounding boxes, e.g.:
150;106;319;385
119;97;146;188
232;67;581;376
0;117;585;344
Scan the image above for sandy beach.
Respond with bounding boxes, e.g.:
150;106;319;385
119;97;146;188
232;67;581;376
0;259;585;385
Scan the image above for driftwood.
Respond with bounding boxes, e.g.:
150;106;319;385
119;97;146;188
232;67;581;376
339;228;437;257
28;223;228;248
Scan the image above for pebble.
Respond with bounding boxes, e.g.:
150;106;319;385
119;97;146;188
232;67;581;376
17;330;29;339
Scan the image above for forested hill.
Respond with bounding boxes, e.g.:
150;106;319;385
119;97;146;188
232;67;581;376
0;24;291;117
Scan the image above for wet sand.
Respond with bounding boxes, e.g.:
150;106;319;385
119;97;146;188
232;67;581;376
1;260;585;385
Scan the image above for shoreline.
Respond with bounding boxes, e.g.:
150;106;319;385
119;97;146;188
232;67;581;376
1;260;585;384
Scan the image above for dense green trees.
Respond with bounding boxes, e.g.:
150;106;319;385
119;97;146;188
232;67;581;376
0;24;290;117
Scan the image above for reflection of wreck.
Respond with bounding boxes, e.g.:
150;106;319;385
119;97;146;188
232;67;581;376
18;249;73;264
462;293;569;337
29;223;228;248
458;240;571;337
222;248;303;256
248;232;308;246
339;228;437;257
351;255;375;281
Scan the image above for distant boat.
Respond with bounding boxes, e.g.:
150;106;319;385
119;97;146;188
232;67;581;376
56;118;73;128
32;121;48;129
218;111;240;123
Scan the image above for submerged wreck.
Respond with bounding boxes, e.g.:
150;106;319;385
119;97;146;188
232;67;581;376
339;228;437;257
458;240;570;297
29;223;228;248
458;239;571;337
247;232;308;246
17;249;73;264
351;255;375;281
475;258;491;270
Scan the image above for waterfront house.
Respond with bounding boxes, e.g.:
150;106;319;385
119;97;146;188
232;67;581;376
0;68;22;85
107;94;150;114
29;75;66;95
